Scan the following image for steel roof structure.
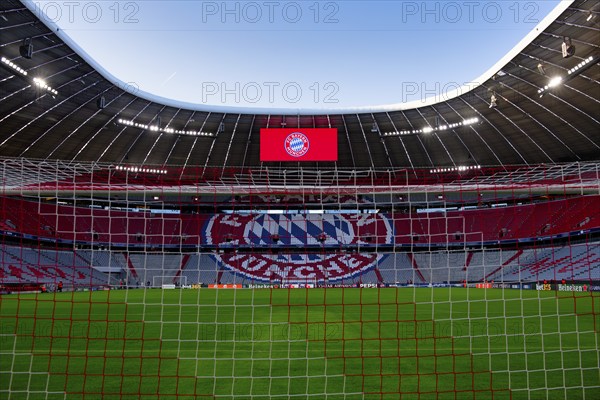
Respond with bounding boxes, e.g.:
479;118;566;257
0;0;598;171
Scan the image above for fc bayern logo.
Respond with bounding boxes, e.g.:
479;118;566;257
284;132;309;157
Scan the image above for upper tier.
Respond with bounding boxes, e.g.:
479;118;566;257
1;195;598;249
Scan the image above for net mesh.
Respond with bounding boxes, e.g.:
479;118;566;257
0;158;599;399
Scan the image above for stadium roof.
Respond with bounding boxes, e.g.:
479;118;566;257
0;0;598;171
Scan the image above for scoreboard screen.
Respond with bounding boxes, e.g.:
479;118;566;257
260;128;338;162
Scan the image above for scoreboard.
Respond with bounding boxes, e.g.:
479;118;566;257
260;128;338;161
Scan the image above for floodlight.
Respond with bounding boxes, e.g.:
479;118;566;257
33;77;47;88
548;76;562;88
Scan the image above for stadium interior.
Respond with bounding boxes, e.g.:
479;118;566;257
0;0;598;292
0;0;599;398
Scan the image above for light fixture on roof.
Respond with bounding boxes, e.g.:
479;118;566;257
96;96;106;109
33;77;46;87
33;77;58;95
547;76;562;88
537;84;550;97
567;56;594;75
382;117;478;137
429;165;481;174
489;94;497;108
383;130;411;136
114;165;167;175
537;63;546;75
19;38;33;59
218;122;225;133
1;56;27;76
371;122;379;133
561;37;575;58
538;56;595;98
117;118;216;137
586;11;594;22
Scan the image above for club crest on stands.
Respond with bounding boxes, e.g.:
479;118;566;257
203;213;394;281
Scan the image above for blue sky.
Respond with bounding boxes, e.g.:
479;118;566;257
32;0;562;110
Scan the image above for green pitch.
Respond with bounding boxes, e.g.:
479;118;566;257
1;288;598;399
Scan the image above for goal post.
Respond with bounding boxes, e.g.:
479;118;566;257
280;277;318;288
152;275;187;288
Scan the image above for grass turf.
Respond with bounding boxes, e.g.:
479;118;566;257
0;287;598;399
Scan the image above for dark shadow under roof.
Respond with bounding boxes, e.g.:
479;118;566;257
0;0;598;171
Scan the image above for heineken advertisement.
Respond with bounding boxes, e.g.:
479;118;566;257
557;283;589;292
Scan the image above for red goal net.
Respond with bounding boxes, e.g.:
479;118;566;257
1;158;599;398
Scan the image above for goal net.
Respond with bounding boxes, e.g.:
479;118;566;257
1;159;599;399
152;275;187;288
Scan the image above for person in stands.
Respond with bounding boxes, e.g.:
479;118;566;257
57;281;63;292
